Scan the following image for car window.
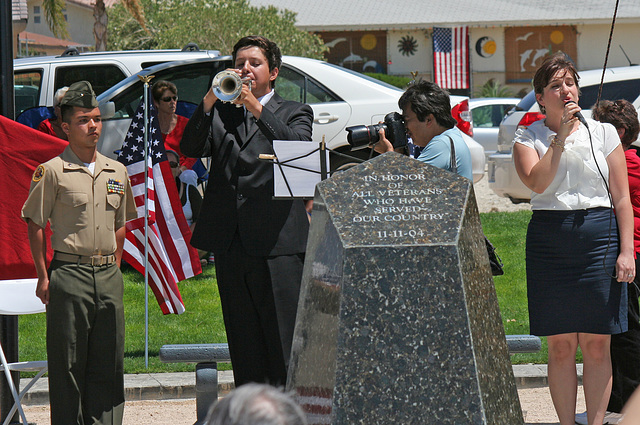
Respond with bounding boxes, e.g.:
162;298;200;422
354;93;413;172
579;79;640;109
54;64;127;96
14;70;43;115
107;61;228;119
473;104;514;128
276;65;340;104
472;105;492;128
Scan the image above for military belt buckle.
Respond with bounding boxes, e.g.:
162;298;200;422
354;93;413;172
90;255;111;266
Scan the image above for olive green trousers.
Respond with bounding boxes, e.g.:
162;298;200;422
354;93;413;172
46;259;125;425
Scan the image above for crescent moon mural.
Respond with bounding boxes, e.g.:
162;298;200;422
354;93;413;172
475;36;496;58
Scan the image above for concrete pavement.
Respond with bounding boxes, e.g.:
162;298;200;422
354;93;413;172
19;364;581;406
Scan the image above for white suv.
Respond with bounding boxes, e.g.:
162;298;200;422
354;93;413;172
487;65;640;203
13;45;220;118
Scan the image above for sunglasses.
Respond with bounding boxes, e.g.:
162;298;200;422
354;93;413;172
169;161;179;168
161;96;178;102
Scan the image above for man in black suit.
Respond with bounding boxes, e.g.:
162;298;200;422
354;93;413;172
181;36;313;387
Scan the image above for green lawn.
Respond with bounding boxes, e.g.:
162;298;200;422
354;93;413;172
481;210;551;364
18;264;229;373
16;210;560;373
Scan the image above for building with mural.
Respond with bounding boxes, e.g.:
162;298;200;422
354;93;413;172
249;0;640;95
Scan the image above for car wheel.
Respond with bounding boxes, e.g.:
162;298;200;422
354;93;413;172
329;150;370;175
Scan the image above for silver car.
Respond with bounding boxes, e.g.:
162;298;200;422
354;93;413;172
488;65;640;203
468;97;519;157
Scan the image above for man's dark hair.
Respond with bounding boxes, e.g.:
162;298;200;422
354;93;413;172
398;80;457;129
592;99;640;148
205;383;307;425
233;36;282;88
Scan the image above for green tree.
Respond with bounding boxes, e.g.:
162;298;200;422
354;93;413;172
107;0;326;58
42;0;69;39
474;78;514;98
41;0;146;51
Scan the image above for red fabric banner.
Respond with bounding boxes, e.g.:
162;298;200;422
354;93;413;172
0;115;67;279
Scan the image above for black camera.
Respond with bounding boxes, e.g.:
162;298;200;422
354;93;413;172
345;112;407;150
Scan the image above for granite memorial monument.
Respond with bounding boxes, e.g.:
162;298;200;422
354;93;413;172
287;153;522;424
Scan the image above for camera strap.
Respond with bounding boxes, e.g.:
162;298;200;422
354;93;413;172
448;135;457;175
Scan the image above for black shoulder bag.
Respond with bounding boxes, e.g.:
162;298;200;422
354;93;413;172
447;136;504;276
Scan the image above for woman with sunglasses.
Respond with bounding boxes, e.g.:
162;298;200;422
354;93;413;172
152;80;196;170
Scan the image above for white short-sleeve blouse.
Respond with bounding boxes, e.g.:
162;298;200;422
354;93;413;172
514;118;620;210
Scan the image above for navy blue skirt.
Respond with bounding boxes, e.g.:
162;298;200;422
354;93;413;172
526;207;627;336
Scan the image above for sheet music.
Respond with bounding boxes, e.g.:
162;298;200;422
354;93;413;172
272;140;328;198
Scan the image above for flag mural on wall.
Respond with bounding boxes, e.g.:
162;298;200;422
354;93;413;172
118;95;202;314
433;26;470;89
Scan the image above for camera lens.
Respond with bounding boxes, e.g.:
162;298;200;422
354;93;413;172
344;112;407;152
346;124;383;150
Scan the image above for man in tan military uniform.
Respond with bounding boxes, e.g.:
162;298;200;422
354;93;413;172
22;81;136;425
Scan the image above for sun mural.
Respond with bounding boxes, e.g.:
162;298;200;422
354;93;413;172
398;35;418;56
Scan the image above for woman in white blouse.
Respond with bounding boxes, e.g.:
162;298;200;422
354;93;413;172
513;52;635;425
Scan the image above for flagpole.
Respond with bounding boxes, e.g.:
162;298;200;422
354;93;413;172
466;27;473;96
139;74;154;368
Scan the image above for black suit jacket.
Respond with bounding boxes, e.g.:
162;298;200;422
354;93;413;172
180;93;314;256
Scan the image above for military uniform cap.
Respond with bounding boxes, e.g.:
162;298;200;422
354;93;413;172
60;80;98;108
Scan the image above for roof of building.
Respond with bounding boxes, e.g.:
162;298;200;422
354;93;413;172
12;0;28;22
18;31;86;48
248;0;640;31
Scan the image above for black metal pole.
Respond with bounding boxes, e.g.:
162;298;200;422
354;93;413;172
0;1;19;423
0;318;19;425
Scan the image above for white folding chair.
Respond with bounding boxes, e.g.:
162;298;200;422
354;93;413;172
0;278;48;425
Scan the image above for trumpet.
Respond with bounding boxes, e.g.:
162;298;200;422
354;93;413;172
211;70;252;104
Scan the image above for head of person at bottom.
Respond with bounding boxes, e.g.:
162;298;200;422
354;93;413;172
397;80;457;149
232;35;282;99
592;99;640;149
204;383;307;425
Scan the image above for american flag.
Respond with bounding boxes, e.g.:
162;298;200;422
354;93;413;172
295;386;333;425
433;26;469;89
117;94;201;314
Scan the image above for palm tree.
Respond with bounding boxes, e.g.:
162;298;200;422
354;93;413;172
42;0;146;51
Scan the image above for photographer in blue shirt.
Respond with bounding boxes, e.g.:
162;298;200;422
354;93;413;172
375;80;472;181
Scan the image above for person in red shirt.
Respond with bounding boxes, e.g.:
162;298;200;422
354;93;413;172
589;99;640;423
152;80;196;170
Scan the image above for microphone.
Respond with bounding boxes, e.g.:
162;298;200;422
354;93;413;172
565;101;588;127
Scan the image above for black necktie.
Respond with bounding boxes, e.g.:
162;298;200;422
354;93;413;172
244;110;253;137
